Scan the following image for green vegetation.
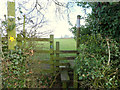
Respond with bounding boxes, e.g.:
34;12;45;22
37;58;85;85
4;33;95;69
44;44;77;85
1;1;120;89
70;2;120;89
2;40;27;88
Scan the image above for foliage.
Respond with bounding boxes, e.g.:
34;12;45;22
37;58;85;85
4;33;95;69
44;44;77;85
70;25;92;39
75;34;120;88
2;39;27;88
70;2;120;88
77;2;120;41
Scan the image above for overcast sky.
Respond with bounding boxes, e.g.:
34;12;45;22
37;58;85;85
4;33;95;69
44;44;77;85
0;0;92;38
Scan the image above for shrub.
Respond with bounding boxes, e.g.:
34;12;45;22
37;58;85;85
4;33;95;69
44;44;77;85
75;34;120;88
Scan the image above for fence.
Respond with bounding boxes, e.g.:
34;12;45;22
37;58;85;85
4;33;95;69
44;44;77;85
24;34;79;88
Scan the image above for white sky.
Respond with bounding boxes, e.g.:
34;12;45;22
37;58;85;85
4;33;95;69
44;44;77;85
0;0;92;38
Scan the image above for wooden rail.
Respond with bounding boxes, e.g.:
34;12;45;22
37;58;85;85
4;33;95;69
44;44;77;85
34;50;50;53
55;50;77;54
26;38;50;41
54;56;76;60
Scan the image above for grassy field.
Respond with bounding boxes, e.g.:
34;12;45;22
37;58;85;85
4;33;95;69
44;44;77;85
34;38;76;50
54;38;76;50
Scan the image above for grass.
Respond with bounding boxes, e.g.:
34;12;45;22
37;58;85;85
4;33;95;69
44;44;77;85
54;38;76;50
35;38;76;50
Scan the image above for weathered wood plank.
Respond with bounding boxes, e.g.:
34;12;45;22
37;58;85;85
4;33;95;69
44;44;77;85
54;56;76;60
26;38;50;41
61;70;70;81
55;50;77;54
34;50;50;53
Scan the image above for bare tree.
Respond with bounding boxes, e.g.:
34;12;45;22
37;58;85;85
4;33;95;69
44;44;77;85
15;0;68;38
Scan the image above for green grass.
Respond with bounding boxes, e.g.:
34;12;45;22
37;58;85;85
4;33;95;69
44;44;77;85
34;38;76;50
54;38;76;50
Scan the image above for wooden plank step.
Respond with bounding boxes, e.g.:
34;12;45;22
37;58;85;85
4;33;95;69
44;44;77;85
61;70;70;81
39;61;70;67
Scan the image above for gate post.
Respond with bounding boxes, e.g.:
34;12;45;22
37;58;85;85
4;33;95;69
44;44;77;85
74;15;80;88
50;35;54;73
56;42;59;72
7;0;16;50
23;15;26;47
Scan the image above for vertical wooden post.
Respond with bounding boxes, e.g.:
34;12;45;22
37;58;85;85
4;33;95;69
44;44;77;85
17;15;26;48
23;15;26;47
0;32;2;89
73;15;80;88
50;35;54;73
7;0;16;50
56;42;59;72
23;15;26;38
76;15;80;49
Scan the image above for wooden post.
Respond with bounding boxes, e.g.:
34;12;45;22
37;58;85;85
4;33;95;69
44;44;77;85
50;35;54;73
23;15;26;47
17;15;26;48
0;31;2;89
7;0;16;50
73;15;80;88
23;15;26;38
56;42;59;72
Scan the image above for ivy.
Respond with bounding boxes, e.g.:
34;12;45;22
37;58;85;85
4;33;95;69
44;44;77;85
2;39;28;88
75;34;120;88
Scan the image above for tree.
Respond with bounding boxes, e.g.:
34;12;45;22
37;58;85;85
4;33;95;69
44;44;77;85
77;2;120;41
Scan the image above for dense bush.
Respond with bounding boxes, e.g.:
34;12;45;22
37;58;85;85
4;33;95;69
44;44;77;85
75;34;120;88
2;39;28;88
70;2;120;88
1;37;55;88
